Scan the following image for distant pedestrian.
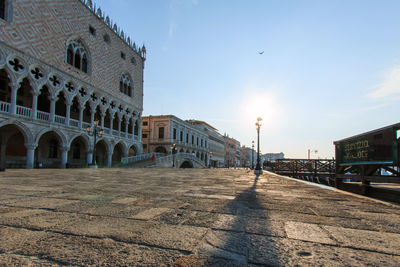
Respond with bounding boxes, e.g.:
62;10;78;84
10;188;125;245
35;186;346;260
152;153;156;162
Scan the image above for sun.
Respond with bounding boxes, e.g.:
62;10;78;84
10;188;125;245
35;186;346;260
239;91;281;128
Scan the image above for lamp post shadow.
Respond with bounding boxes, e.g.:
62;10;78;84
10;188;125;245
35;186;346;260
192;172;280;266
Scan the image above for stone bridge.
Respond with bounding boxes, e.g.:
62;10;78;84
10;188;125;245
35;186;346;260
121;152;206;168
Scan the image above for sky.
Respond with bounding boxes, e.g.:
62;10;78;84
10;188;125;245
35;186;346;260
95;0;400;159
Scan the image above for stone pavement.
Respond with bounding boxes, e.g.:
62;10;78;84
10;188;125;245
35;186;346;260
0;169;399;266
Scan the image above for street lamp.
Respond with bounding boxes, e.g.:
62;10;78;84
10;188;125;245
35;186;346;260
251;140;255;169
171;143;177;167
255;117;263;175
86;120;104;168
308;149;318;159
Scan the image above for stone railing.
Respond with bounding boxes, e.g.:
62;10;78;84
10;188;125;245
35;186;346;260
121;152;165;164
0;101;9;113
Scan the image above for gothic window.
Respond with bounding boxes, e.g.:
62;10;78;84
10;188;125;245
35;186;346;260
0;0;11;22
119;74;133;97
131;57;136;65
103;34;110;44
89;25;96;36
0;0;5;20
66;39;90;74
48;139;58;158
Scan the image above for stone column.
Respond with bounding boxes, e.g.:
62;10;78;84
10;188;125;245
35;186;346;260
117;114;122;134
110;113;115;132
79;104;84;128
10;84;17;114
60;146;69;168
87;150;93;166
49;95;56;122
107;152;112;167
25;143;36;169
31;91;38;119
90;106;95;126
124;119;129;137
132;119;136;139
65;102;71;126
100;111;106;128
138;118;142;141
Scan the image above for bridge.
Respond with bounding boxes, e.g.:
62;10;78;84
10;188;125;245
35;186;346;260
265;158;400;204
121;152;207;168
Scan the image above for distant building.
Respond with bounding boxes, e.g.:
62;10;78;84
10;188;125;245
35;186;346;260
0;0;145;168
263;152;285;162
239;146;252;167
141;115;209;164
187;120;225;167
224;135;240;167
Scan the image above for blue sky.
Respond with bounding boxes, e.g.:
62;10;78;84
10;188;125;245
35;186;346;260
95;0;400;158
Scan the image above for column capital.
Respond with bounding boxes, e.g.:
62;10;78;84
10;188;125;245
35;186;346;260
24;143;37;150
60;146;70;153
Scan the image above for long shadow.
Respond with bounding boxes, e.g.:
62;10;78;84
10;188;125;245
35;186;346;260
198;173;281;266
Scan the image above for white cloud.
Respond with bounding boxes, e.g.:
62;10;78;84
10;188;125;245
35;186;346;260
369;65;400;98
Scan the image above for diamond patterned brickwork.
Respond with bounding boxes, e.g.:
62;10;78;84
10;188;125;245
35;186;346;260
0;0;143;110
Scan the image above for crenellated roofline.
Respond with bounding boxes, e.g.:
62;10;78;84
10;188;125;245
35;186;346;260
78;0;147;61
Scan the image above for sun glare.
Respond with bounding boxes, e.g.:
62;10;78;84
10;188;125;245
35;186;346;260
239;91;282;129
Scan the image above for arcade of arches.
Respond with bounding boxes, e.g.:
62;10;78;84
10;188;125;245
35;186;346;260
0;123;139;169
0;64;141;169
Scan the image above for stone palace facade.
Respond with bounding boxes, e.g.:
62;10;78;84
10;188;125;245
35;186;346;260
0;0;145;168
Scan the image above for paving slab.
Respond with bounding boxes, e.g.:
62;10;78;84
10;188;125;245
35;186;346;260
0;168;399;266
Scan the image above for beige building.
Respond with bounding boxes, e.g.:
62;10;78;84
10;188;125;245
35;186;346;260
142;115;209;164
0;0;145;168
187;120;225;167
224;135;240;167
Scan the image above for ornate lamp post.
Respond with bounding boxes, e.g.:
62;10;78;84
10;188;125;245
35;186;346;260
171;143;177;167
255;117;263;175
251;140;255;169
86;120;104;168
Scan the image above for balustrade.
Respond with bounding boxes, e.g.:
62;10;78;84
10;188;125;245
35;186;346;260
54;115;66;125
82;122;91;130
69;119;79;128
0;101;10;113
16;105;32;118
36;110;50;121
104;128;110;134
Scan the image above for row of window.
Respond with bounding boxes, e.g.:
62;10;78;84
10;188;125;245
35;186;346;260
152;127;207;147
88;24;136;66
65;38;134;97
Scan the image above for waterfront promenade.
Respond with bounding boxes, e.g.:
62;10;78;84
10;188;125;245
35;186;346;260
0;169;399;266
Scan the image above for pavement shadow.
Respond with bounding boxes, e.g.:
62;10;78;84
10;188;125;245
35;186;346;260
193;173;280;266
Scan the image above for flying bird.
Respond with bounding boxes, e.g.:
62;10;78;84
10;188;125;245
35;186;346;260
258;51;264;55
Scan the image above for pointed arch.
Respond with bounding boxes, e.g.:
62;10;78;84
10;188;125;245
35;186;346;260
35;127;68;148
65;37;91;74
0;119;33;144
